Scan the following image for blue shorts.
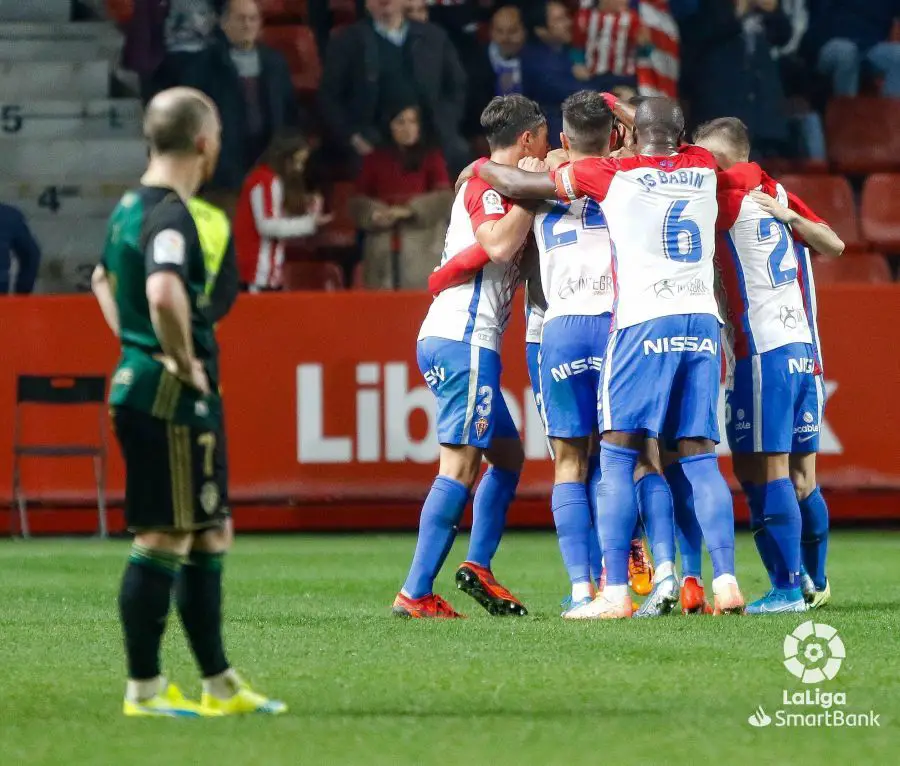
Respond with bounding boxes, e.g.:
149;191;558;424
539;314;611;439
600;314;721;442
725;343;824;454
417;337;518;449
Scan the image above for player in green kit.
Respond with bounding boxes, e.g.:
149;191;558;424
91;87;285;718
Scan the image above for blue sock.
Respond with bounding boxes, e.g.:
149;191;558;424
665;462;703;579
587;454;603;581
799;487;829;590
680;454;735;580
635;474;675;566
466;467;519;568
631;516;645;542
743;481;777;587
402;476;469;599
762;478;802;590
551;482;592;585
596;443;639;586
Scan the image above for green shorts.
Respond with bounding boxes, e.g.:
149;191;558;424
112;406;230;532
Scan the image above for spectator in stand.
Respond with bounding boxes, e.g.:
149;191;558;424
350;102;453;289
0;202;41;295
683;0;792;158
182;0;302;192
773;0;827;163
808;0;900;97
521;1;587;142
463;6;527;145
234;132;333;292
320;0;469;175
405;0;428;23
571;0;652;93
156;0;221;92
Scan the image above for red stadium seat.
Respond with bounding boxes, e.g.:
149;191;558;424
282;261;345;290
860;173;900;253
825;97;900;174
811;253;892;284
778;174;865;252
260;25;321;92
106;0;134;25
259;0;307;23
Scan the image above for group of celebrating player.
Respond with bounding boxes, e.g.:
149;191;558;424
393;90;842;621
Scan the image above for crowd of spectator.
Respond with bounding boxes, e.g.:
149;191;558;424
3;0;900;293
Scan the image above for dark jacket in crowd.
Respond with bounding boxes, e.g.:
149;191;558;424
319;19;468;170
183;30;302;190
684;1;792;151
521;40;588;144
0;203;41;295
806;0;900;54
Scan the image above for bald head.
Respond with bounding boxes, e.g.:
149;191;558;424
143;88;217;155
633;97;685;146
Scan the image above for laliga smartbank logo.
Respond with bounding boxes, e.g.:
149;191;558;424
747;621;880;729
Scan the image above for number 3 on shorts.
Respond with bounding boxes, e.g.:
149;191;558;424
476;386;493;417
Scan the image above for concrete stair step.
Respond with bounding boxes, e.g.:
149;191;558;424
1;181;130;219
0;21;120;40
0;0;71;23
1;39;120;60
0;137;146;179
0;99;141;139
0;61;109;99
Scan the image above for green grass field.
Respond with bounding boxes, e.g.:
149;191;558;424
2;531;898;765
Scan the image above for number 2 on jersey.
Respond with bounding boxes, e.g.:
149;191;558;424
541;199;606;251
757;216;797;287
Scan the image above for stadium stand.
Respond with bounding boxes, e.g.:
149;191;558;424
812;253;893;284
779;174;866;253
0;2;143;293
282;259;344;290
259;24;321;93
825;97;900;175
861;174;900;255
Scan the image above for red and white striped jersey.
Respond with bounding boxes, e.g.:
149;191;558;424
234;163;317;291
418;178;521;352
574;5;640;77
636;0;679;98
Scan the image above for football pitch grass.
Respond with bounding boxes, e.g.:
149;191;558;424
2;531;898;765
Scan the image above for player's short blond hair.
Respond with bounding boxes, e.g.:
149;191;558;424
693;117;751;160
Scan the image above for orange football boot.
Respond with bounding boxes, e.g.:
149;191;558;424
455;562;528;616
391;592;464;619
713;582;746;615
628;538;654;596
680;576;713;615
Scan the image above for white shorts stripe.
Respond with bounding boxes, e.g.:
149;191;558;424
601;331;618;432
461;343;480;445
751;354;763;453
815;374;825;428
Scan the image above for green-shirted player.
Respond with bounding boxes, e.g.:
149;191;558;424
91;87;284;718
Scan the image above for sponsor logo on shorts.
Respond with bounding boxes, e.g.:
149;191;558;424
550;356;603;381
423;366;445;388
653;278;710;299
642;337;718;355
200;481;220;514
788;358;816;374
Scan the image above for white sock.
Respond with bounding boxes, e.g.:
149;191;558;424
603;584;628;602
712;574;738;594
572;581;593;602
202;668;240;700
126;675;164;702
654;561;675;584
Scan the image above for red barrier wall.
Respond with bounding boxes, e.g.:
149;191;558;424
1;286;898;531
